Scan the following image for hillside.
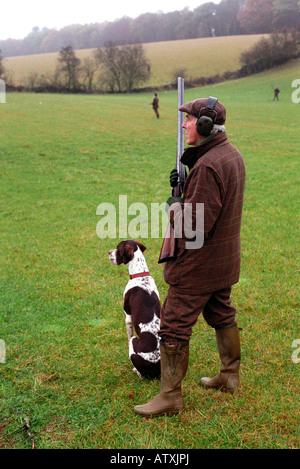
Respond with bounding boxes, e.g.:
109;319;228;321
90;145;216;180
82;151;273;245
3;34;267;88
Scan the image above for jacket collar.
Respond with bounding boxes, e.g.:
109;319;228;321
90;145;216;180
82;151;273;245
181;132;228;170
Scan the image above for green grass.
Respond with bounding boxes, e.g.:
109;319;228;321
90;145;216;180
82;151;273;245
0;58;299;449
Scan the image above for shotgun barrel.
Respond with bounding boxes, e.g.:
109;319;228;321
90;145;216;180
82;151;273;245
177;77;185;191
158;77;185;264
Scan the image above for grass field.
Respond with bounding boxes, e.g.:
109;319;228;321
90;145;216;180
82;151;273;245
3;34;266;88
0;58;299;449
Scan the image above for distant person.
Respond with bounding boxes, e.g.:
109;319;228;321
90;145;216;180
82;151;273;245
151;93;159;118
273;85;280;101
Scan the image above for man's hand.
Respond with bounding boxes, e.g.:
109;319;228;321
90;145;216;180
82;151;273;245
170;168;179;187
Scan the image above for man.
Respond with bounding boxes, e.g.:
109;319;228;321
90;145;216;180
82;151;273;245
273;85;280;101
151;93;159;118
134;97;246;417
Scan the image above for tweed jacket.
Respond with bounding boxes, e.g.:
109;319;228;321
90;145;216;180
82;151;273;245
152;97;159;110
164;132;245;294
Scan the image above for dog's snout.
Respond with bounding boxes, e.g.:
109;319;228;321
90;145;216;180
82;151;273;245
108;249;117;265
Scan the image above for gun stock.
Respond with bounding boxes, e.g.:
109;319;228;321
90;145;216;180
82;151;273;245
158;77;185;264
158;223;176;263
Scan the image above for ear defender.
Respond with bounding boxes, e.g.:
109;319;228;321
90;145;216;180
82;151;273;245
196;96;218;137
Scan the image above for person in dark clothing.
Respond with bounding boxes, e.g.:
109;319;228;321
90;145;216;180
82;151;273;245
151;93;159;118
134;98;246;417
273;86;280;101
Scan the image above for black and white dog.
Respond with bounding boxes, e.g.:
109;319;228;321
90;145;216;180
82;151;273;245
108;240;161;378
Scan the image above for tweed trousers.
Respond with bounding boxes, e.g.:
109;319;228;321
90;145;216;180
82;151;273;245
159;286;237;343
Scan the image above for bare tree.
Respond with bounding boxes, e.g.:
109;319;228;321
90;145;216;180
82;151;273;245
57;45;81;91
81;54;100;93
95;42;150;93
95;41;123;92
26;72;39;90
119;44;151;92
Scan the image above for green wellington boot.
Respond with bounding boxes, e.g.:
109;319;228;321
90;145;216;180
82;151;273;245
200;325;241;393
134;341;189;417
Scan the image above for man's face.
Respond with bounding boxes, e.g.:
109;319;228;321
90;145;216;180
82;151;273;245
182;113;201;146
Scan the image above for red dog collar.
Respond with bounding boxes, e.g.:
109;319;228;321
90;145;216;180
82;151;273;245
130;272;150;280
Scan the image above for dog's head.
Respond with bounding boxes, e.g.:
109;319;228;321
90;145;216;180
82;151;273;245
108;240;146;265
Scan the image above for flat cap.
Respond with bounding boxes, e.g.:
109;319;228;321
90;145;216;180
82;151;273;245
179;98;226;125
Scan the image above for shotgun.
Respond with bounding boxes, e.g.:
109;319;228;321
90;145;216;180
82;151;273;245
158;77;186;263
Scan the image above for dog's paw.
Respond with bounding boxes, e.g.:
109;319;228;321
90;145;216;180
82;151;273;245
133;367;143;379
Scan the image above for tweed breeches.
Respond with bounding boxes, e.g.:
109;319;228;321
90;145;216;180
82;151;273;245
159;286;237;343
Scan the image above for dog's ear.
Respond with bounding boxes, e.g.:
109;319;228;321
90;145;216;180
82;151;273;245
123;243;135;263
118;242;135;264
135;240;146;252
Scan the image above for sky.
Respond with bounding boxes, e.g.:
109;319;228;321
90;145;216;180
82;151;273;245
0;0;221;41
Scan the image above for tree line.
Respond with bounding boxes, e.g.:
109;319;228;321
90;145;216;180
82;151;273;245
1;28;299;94
0;43;151;93
1;0;299;58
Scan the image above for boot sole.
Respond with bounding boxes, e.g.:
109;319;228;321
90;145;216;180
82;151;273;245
200;381;238;394
134;406;183;418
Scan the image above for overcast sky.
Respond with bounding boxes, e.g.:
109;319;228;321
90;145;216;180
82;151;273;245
0;0;221;41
